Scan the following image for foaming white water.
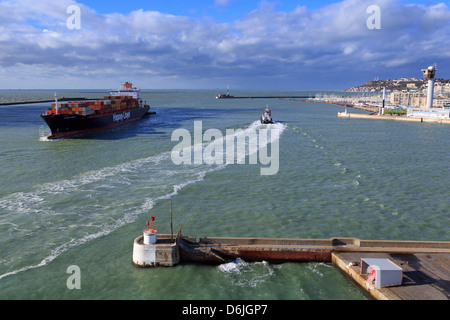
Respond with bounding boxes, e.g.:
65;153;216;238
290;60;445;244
173;120;285;176
233;121;285;165
219;259;275;288
219;258;247;273
39;136;51;142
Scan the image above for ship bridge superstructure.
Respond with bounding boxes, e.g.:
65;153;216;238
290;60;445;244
110;82;140;100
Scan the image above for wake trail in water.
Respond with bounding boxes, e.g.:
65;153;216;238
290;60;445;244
0;121;286;280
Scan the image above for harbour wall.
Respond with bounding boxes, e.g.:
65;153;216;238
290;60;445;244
338;112;450;124
132;234;450;300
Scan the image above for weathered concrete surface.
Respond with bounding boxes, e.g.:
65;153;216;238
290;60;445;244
133;235;180;268
333;252;450;300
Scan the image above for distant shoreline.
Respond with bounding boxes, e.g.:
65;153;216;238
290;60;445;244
346;77;450;92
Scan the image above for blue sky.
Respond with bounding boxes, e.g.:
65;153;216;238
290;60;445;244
79;0;444;17
79;0;340;19
0;0;449;89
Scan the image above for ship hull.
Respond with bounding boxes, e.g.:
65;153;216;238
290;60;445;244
41;106;150;139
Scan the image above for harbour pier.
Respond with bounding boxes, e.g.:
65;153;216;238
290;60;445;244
338;111;450;124
0;97;94;106
217;95;310;100
132;233;450;300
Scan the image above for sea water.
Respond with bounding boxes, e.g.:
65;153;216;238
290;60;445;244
0;89;448;300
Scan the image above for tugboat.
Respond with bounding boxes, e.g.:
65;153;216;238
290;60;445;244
40;82;154;139
260;105;274;124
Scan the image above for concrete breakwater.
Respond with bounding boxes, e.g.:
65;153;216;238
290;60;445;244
281;98;381;113
217;96;310;100
0;97;95;106
338;111;450;124
132;234;450;300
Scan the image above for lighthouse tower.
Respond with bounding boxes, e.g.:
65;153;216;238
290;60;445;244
422;64;437;109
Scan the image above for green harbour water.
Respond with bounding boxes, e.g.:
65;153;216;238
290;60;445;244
0;90;448;300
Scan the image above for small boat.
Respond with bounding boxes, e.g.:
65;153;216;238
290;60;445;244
216;85;234;99
260;105;274;124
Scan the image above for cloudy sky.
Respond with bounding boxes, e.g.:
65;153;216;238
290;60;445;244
0;0;449;89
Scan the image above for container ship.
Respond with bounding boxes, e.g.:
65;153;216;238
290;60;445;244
41;82;154;139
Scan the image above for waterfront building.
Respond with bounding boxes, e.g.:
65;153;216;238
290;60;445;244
389;91;449;108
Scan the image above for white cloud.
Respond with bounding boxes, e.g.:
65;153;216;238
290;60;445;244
0;0;449;89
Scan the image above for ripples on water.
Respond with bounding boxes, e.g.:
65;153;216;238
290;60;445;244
0;90;448;299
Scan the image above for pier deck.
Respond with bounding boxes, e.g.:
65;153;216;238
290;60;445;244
333;251;450;300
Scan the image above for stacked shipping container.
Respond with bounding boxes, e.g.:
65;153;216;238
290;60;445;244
45;96;141;116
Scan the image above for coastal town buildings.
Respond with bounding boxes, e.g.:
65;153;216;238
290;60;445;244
390;90;450;108
347;78;450;108
389;81;450;108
